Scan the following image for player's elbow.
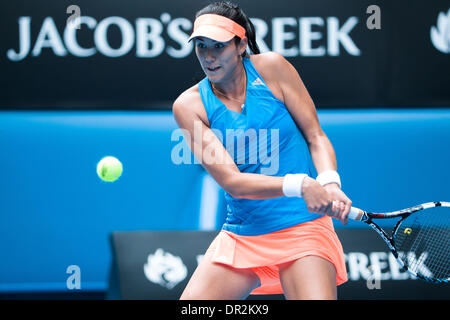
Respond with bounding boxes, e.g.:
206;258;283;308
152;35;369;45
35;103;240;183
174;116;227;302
305;129;327;147
228;189;245;199
224;184;243;199
222;173;246;199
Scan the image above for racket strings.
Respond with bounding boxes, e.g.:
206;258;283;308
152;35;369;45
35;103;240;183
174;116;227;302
409;220;449;279
394;207;450;281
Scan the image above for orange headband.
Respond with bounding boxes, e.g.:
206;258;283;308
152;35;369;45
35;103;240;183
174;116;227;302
188;14;246;42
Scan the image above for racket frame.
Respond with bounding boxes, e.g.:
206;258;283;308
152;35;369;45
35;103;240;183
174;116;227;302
350;201;448;283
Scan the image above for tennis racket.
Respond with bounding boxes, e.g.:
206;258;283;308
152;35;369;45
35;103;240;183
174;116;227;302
348;201;450;283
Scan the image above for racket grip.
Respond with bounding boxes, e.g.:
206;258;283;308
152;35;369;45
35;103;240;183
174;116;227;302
348;207;364;221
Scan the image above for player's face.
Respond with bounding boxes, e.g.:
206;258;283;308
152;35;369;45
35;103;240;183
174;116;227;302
194;37;244;83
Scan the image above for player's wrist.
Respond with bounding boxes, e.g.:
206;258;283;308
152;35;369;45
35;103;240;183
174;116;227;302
323;182;341;190
316;170;341;188
282;173;308;197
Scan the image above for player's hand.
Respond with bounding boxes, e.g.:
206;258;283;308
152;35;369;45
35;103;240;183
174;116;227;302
323;183;352;225
302;177;339;217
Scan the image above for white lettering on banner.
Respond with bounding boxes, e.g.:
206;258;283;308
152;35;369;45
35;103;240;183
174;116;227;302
389;252;410;280
272;17;298;57
95;17;135;57
166;17;194;58
347;252;371;281
299;17;326;56
32;17;67;57
7;16;30;61
192;252;423;284
6;14;361;61
327;17;360;56
64;16;97;57
369;252;390;281
136;18;164;58
345;252;419;281
366;265;381;290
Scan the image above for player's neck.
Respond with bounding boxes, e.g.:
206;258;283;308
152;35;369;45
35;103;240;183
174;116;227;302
211;63;246;101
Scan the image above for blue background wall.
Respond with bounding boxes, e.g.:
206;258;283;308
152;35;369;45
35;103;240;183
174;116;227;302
1;109;449;293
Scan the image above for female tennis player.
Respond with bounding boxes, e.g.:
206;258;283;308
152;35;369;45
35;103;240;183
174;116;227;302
173;1;352;300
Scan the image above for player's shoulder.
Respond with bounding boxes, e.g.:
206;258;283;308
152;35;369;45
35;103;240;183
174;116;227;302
249;52;290;101
250;52;290;71
249;52;292;81
172;84;209;125
173;84;200;108
172;84;202;111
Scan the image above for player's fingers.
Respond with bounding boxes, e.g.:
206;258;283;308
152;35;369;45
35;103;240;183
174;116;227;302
324;200;333;217
340;202;351;225
344;201;352;214
321;200;333;216
331;200;341;218
341;202;349;225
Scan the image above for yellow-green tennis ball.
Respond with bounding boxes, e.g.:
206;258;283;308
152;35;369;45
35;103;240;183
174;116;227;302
96;156;123;182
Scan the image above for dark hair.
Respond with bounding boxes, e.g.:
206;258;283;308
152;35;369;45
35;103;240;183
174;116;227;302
195;1;260;57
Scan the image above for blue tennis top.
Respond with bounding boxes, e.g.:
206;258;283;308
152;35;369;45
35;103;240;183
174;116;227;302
198;56;321;236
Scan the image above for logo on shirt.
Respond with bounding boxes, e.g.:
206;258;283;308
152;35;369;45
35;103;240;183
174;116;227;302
252;77;265;86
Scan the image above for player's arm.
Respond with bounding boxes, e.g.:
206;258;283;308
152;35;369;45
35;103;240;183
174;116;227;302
261;52;352;221
172;89;284;200
263;52;337;176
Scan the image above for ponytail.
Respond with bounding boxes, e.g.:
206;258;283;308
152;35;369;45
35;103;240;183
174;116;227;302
240;11;260;57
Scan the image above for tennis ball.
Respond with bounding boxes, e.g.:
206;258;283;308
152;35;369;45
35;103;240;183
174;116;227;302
96;156;123;182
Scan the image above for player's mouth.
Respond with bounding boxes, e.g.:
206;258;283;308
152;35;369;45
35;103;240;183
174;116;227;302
207;66;221;72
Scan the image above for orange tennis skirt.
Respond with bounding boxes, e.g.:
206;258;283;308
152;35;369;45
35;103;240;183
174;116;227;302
205;216;348;295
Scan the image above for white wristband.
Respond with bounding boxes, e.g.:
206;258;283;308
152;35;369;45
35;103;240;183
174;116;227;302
282;174;308;197
316;170;341;188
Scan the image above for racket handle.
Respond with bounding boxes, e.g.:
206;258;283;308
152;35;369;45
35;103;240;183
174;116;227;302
348;207;364;221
